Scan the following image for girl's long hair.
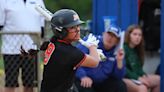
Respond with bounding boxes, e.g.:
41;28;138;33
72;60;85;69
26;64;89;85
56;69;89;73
125;24;145;65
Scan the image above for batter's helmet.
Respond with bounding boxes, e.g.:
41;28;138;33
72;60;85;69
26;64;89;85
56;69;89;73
51;9;84;39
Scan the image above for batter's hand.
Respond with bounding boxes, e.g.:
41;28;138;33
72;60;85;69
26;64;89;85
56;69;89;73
97;49;106;61
79;34;99;48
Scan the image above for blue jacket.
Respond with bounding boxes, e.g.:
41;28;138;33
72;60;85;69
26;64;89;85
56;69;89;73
75;35;126;84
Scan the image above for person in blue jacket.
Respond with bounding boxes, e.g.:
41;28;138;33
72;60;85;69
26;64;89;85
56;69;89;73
75;26;127;92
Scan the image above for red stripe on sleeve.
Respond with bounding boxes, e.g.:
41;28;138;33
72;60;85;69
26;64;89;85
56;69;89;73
73;55;86;70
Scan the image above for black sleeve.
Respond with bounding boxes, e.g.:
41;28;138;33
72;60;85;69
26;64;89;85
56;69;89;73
71;48;86;69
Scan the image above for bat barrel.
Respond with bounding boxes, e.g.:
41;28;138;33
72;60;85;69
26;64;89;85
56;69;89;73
35;4;53;21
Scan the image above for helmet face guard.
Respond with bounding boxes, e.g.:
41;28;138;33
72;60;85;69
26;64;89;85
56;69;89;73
50;9;84;39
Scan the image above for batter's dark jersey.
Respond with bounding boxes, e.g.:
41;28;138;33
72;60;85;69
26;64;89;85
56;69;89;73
41;40;86;92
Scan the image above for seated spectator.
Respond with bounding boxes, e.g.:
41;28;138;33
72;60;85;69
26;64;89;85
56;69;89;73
123;24;160;92
75;26;127;92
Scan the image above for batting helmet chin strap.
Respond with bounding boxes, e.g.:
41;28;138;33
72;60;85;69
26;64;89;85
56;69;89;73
72;29;80;40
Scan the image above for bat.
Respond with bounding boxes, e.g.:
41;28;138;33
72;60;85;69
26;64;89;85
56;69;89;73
35;4;53;21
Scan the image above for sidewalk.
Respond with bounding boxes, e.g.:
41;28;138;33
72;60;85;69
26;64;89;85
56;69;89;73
143;51;160;74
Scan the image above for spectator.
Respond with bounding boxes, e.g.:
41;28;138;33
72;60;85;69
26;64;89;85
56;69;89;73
75;26;127;92
123;24;160;92
0;0;45;92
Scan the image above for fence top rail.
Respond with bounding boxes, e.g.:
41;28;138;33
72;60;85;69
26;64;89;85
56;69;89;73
0;31;41;35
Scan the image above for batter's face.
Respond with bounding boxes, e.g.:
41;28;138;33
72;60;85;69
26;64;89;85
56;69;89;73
65;25;81;42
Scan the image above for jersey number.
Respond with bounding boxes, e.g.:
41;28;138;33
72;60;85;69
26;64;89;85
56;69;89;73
44;42;55;65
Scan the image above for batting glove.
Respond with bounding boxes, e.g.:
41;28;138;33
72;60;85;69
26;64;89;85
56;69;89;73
97;49;106;61
79;34;99;48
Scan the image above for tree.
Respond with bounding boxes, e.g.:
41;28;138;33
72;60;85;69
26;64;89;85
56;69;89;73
44;0;92;21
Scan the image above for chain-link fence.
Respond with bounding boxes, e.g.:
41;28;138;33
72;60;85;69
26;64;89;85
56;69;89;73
0;31;43;92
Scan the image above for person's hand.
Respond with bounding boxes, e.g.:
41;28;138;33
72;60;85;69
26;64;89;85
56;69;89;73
138;77;150;87
20;45;39;58
79;34;99;48
116;49;124;62
80;76;93;88
97;49;106;61
20;45;28;56
116;49;124;69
